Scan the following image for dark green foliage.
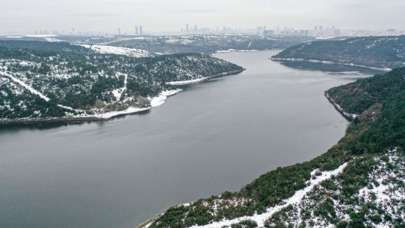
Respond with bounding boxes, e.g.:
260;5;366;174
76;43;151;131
231;224;243;228
274;36;405;70
320;179;338;191
242;164;311;207
313;198;336;223
0;40;89;55
328;67;405;153
183;206;214;226
0;82;66;118
240;142;352;209
370;214;382;224
348;211;366;227
237;220;258;228
152;206;189;228
339;156;375;198
336;220;349;228
328;67;405;114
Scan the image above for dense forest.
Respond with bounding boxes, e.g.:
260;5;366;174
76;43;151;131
145;68;405;228
272;36;405;72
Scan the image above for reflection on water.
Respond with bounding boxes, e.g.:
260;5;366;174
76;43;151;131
0;51;364;228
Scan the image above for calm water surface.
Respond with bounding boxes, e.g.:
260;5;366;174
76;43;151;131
0;51;358;228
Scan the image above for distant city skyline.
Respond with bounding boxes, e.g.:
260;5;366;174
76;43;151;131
1;0;405;35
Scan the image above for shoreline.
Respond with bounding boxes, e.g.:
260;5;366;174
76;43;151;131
0;108;152;129
0;69;243;129
324;92;358;121
271;57;392;72
136;79;357;228
165;69;244;86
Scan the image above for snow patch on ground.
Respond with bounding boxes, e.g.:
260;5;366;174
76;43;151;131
82;45;150;58
44;37;62;42
0;71;50;102
24;34;57;38
165;38;193;45
295;149;404;228
111;73;128;101
216;49;258;53
166;77;208;86
358;149;405;226
149;89;182;107
93;106;151;120
1;71;86;115
189;163;349;228
56;104;84;113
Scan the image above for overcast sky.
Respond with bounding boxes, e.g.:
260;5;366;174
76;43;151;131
1;0;404;34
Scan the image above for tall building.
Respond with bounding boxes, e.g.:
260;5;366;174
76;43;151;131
139;26;143;35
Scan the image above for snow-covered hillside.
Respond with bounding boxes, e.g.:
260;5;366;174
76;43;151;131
0;40;243;125
82;44;151;58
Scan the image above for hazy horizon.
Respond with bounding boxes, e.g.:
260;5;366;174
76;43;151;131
1;0;405;35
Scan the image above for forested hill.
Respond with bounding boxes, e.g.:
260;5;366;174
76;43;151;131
0;34;313;55
105;35;313;55
272;36;405;72
327;67;405;153
143;68;405;228
0;40;243;123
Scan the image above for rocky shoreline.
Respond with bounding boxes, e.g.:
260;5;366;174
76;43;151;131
271;57;391;72
324;91;358;121
0;109;152;129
